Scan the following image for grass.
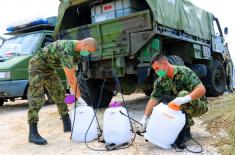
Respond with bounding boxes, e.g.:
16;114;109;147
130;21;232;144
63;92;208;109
204;94;235;155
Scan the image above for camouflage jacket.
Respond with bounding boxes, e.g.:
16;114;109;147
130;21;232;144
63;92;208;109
33;40;80;70
151;65;202;101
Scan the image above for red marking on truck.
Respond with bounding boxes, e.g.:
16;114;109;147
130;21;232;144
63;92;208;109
103;5;113;11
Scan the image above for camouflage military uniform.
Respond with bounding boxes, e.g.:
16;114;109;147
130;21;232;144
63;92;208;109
28;40;80;123
151;65;208;127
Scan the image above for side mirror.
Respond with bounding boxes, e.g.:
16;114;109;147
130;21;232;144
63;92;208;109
224;27;228;35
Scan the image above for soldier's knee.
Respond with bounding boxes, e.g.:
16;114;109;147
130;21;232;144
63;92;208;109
177;90;189;97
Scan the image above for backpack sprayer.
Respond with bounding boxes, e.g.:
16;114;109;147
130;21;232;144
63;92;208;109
68;54;203;153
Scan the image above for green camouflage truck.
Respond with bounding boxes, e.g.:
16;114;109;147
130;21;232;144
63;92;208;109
0;17;66;106
53;0;233;107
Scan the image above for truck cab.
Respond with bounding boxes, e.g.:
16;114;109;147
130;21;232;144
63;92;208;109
0;17;66;106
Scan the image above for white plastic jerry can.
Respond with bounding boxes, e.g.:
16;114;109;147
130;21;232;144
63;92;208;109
103;101;132;145
144;103;186;149
70;105;98;142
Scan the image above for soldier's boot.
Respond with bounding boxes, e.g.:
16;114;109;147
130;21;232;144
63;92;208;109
182;126;192;142
174;125;192;149
29;123;47;145
61;113;71;132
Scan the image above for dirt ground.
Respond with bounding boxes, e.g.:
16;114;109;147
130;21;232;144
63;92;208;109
0;93;234;155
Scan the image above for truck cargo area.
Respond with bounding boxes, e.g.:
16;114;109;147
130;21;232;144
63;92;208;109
59;0;149;31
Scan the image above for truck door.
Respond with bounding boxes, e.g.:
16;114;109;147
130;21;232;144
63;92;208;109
212;17;225;53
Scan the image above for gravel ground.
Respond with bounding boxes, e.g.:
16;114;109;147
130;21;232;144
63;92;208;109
0;93;221;155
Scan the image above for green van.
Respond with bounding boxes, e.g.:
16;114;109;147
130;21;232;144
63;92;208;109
0;36;5;47
0;17;66;106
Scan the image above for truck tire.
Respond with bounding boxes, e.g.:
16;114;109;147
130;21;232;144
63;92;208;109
189;64;207;78
225;60;234;93
142;71;156;97
202;60;226;97
143;89;152;96
167;55;184;66
0;98;4;106
78;77;113;108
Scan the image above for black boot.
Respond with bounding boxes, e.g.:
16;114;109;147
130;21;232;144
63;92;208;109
182;126;192;142
61;113;71;132
29;123;47;145
174;126;191;149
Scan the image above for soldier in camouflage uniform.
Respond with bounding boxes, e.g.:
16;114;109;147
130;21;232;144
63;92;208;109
140;54;208;143
28;38;97;145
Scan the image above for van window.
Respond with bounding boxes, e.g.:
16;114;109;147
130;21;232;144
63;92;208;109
0;33;42;57
41;35;53;48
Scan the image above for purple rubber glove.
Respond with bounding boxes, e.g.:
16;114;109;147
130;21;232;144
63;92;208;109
64;94;76;104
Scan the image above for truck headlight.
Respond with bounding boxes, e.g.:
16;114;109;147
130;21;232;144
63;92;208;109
0;72;11;79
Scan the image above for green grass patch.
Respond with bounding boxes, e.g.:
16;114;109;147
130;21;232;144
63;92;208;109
205;94;235;155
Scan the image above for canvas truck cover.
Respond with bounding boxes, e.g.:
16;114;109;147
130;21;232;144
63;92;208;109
54;0;215;40
146;0;215;40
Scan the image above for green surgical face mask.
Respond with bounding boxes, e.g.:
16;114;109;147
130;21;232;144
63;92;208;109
156;70;167;77
80;50;90;56
155;64;167;78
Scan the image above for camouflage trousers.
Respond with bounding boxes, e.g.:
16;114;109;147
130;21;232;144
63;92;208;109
178;90;208;128
27;61;68;123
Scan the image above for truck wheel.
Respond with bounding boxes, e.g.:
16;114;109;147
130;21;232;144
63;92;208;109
202;60;226;97
78;77;113;108
143;89;152;96
189;64;207;78
142;72;156;97
0;99;4;106
167;55;184;66
225;60;234;93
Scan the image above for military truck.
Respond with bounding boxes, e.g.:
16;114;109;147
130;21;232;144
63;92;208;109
53;0;233;107
0;16;66;106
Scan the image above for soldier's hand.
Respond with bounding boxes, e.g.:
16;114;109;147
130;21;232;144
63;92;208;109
171;95;192;106
140;115;148;130
78;97;87;106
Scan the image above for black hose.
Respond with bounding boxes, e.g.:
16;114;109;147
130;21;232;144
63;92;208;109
83;74;107;151
185;137;203;153
83;69;137;151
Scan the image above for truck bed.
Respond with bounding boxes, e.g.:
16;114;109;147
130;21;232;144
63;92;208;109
60;10;152;60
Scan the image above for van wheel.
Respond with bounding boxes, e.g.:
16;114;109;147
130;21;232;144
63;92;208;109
78;77;113;108
0;99;4;106
202;60;226;97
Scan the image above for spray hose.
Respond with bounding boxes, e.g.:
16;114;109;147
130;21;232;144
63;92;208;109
73;66;137;151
